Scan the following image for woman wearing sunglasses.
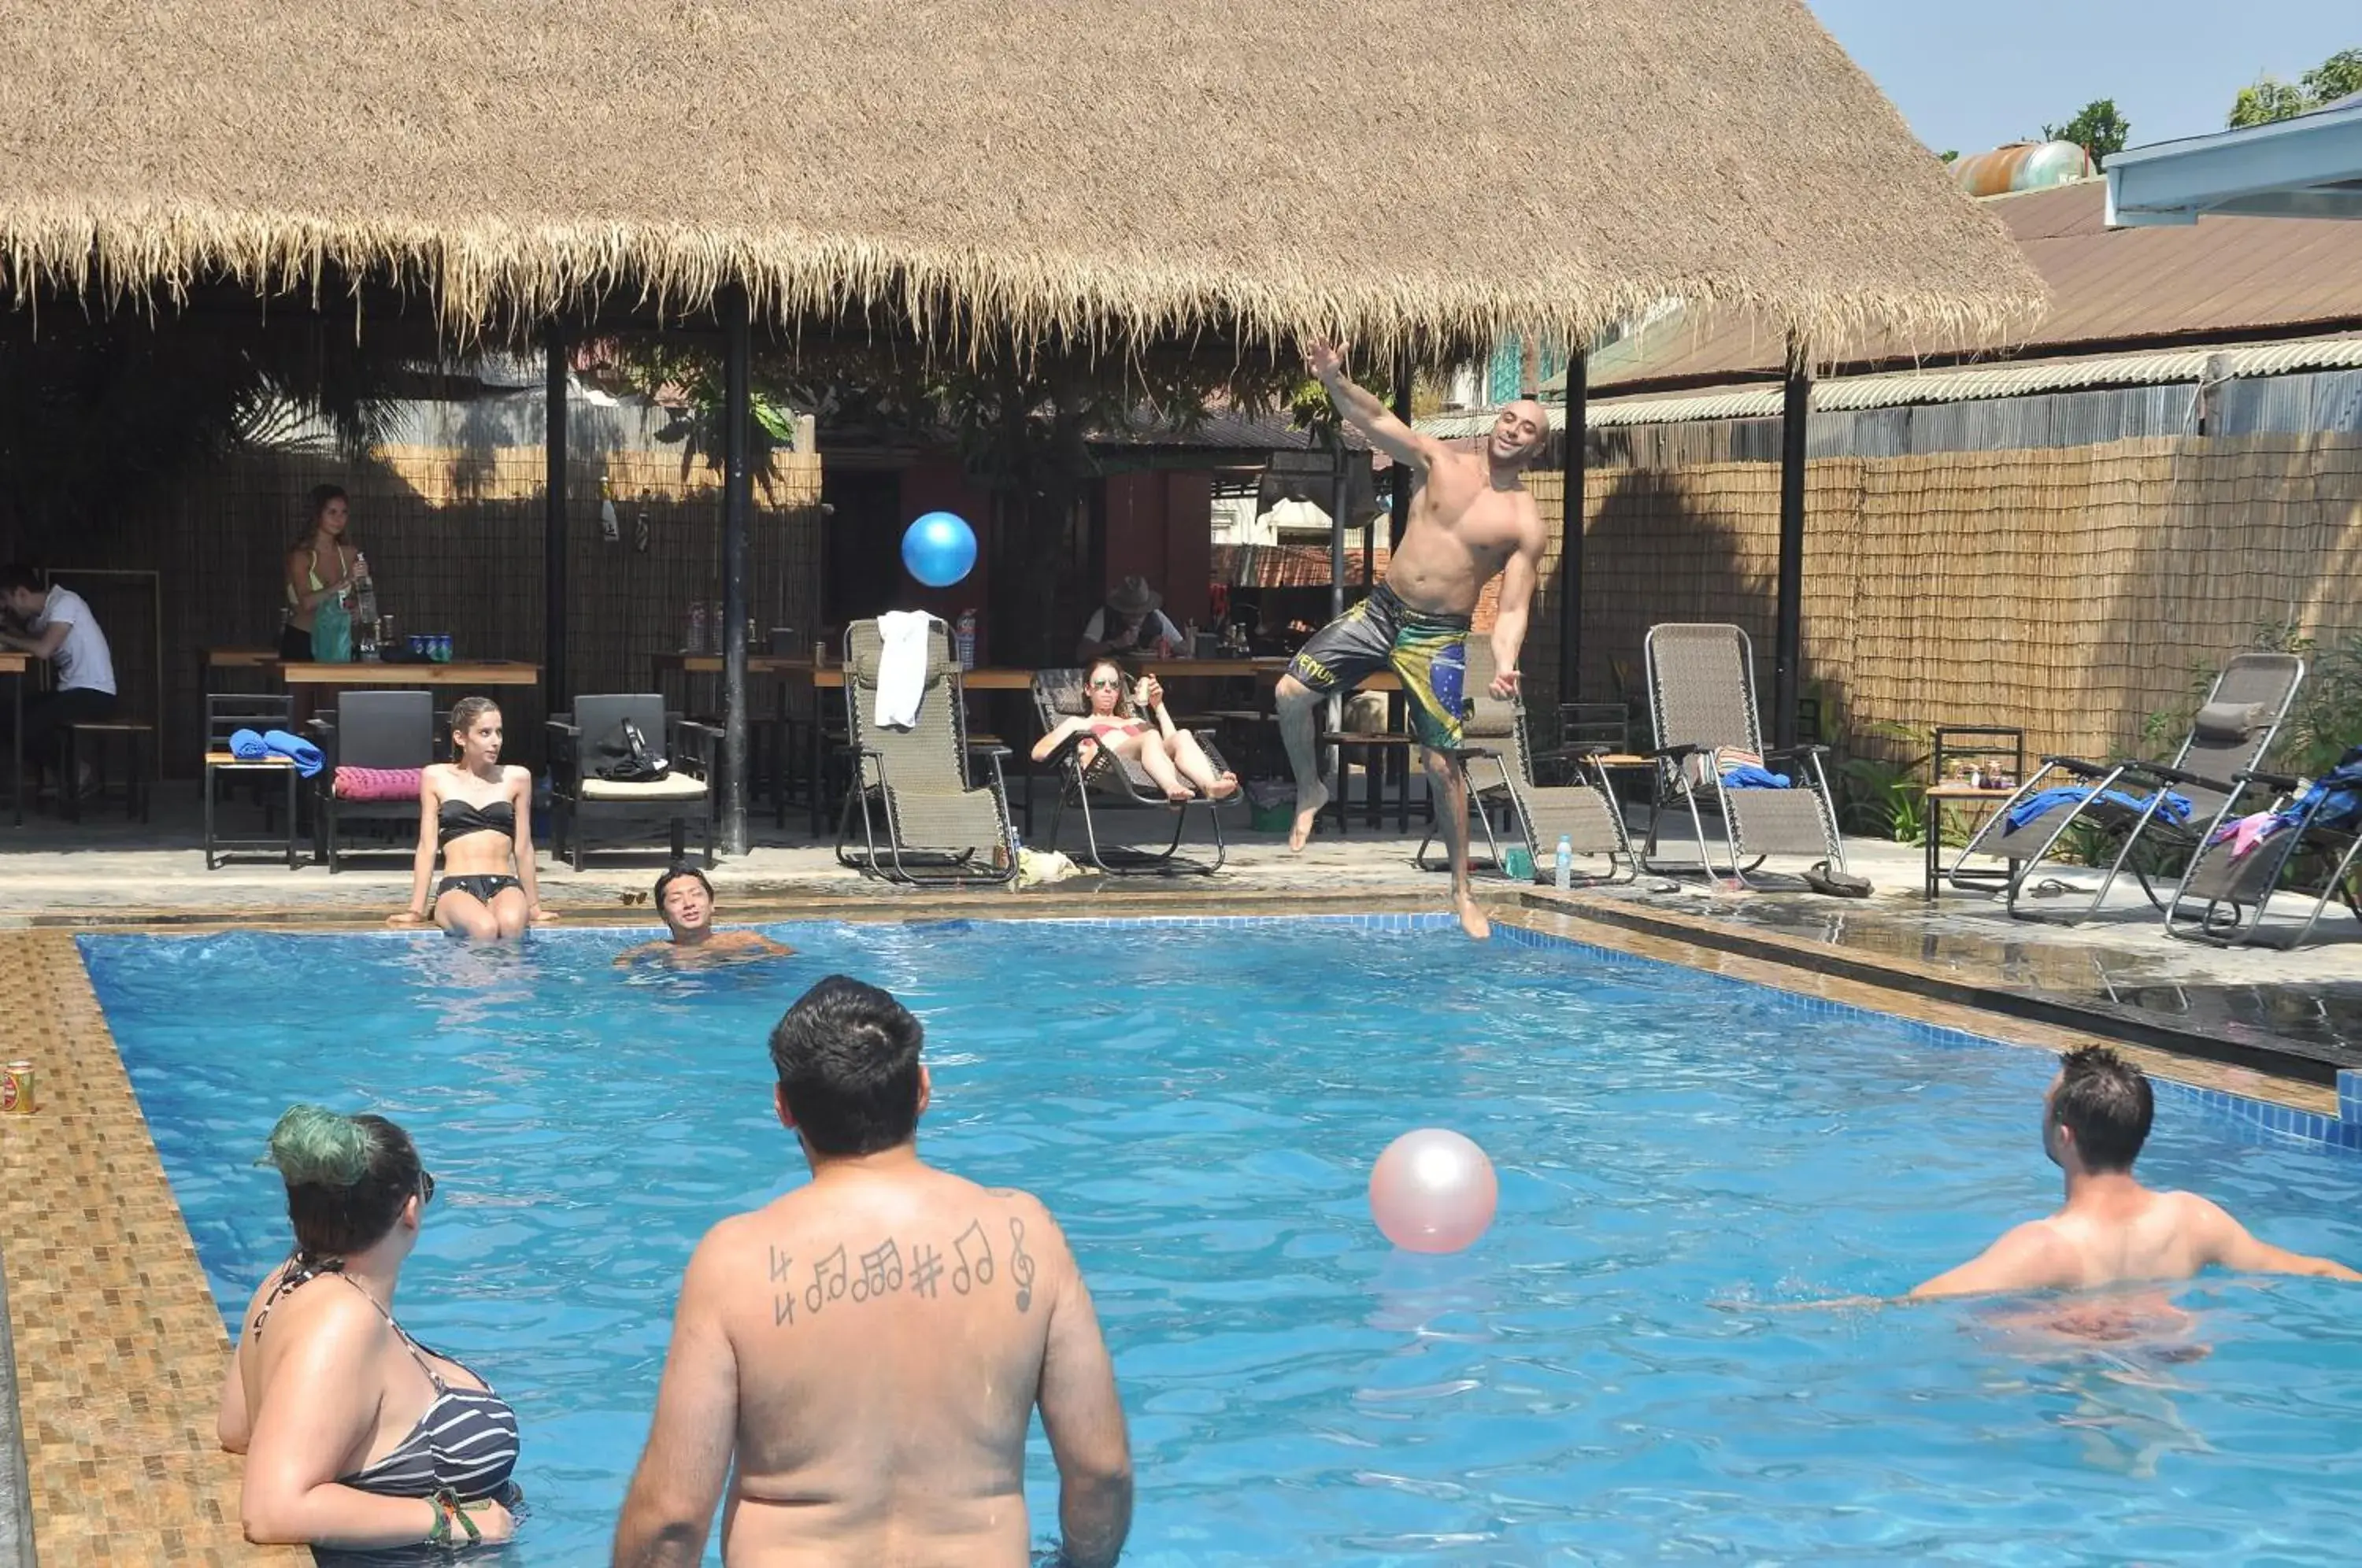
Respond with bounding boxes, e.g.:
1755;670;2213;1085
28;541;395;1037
219;1105;520;1555
1034;656;1239;802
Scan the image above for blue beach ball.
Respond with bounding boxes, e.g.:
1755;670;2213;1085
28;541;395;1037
901;511;978;587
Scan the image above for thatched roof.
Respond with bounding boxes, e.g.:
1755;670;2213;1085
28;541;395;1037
0;0;2044;357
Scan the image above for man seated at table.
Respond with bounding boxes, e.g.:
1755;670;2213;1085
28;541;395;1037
0;564;118;797
614;865;795;967
1075;576;1186;664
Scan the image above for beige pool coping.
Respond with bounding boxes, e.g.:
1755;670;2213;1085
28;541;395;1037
0;891;2343;1562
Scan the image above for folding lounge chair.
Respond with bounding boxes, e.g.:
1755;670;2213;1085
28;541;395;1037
1417;638;1634;885
1641;623;1851;887
1951;651;2304;921
1031;668;1231;875
837;617;1017;887
2163;745;2362;949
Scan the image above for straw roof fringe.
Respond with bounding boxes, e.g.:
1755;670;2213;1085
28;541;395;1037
0;0;2045;358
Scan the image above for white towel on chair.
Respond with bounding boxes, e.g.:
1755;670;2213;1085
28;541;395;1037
874;612;932;730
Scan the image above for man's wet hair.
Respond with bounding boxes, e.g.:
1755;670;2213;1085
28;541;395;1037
653;864;713;916
768;975;924;1156
2053;1045;2153;1171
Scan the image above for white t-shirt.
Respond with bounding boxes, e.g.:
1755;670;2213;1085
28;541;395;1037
33;586;117;694
1081;606;1183;652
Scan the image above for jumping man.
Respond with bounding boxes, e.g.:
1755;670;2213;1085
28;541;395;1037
1277;343;1549;939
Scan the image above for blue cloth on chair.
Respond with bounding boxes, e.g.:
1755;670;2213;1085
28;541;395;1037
2005;785;2191;834
1720;763;1790;790
262;728;324;778
228;728;268;760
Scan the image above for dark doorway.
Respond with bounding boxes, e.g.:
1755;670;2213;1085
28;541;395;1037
821;468;903;632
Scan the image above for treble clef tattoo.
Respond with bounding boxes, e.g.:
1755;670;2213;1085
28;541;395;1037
1008;1216;1036;1311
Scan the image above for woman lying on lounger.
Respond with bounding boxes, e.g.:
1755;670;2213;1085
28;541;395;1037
388;695;553;939
1032;659;1239;802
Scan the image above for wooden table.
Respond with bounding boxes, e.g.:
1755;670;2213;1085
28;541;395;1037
0;652;24;827
1923;784;2020;897
277;660;541;688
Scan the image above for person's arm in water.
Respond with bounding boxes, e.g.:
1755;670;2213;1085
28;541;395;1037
2186;1194;2362;1280
1306;341;1441;474
1487;513;1546;700
388;771;440;927
1031;1200;1132;1568
613;1226;742;1568
1908;1221;2078;1300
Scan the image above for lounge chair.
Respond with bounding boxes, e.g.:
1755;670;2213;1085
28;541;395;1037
1031;668;1231;875
1641;623;1851;887
1951;651;2304;920
1418;638;1634;885
546;694;716;871
2163;745;2362;949
837;616;1017;886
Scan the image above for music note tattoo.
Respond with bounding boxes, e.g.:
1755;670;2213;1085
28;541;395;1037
853;1239;905;1303
950;1218;995;1295
1007;1217;1036;1312
805;1243;850;1315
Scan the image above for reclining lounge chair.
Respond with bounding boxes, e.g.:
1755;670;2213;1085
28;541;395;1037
1030;668;1231;875
1418;638;1634;885
1951;651;2304;921
1641;623;1852;888
838;616;1017;887
2164;743;2362;949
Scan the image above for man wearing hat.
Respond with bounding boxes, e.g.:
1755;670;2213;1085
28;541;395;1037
1075;576;1187;664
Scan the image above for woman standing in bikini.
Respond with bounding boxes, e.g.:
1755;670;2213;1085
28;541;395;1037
282;485;365;662
389;696;554;940
1031;658;1238;802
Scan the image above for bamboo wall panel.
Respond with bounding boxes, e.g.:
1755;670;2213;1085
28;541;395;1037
1526;434;2362;762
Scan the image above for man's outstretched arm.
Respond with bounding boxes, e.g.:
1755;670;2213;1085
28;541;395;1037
2194;1197;2362;1281
1307;342;1436;473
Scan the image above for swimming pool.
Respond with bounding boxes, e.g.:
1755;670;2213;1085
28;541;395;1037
84;915;2362;1565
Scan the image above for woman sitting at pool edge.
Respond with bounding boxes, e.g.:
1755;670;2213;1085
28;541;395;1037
218;1105;520;1552
1033;660;1238;803
389;695;553;939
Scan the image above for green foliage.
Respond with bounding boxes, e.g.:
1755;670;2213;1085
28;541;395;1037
2228;47;2362;128
1938;149;1960;164
2142;621;2362;781
2042;99;2131;166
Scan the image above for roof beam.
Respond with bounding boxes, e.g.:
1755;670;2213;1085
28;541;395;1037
2107;102;2362;227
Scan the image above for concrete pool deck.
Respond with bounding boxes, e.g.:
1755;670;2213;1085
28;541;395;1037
6;793;2362;1560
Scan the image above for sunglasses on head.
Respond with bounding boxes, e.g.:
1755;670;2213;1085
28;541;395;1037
418;1170;437;1207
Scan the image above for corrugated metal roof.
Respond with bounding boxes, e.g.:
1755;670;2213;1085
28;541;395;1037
1572;179;2362;393
1415;334;2362;434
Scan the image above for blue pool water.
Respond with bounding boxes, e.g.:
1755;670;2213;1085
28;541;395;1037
85;918;2362;1565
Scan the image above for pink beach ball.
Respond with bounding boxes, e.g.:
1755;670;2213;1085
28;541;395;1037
1368;1128;1499;1253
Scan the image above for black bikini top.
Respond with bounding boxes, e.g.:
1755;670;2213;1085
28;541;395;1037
437;797;516;849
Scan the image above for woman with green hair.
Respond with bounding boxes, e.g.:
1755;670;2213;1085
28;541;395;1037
217;1105;520;1553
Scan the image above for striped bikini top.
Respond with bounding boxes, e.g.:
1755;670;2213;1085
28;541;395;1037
254;1263;520;1503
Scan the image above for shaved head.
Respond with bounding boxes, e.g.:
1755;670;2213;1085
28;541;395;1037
1487;399;1552;468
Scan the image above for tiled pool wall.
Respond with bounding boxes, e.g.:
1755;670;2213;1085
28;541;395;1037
1001;909;2362;1157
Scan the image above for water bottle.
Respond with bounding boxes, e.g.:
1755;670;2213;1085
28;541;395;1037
1554;834;1574;892
351;554;379;659
953;609;978;671
687;600;709;655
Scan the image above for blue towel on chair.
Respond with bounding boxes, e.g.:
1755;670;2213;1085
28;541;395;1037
263;728;324;778
1720;763;1791;790
2005;785;2191;834
228;728;268;760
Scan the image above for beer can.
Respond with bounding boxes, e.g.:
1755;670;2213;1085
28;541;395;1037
1;1060;33;1115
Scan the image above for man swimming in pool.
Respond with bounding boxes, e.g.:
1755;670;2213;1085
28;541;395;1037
1278;342;1549;940
612;865;794;967
1912;1045;2360;1298
613;976;1131;1568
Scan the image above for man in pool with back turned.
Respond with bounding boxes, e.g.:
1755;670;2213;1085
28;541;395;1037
613;975;1132;1568
1912;1045;2361;1298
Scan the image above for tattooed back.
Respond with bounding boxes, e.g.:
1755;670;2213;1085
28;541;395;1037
675;1162;1122;1566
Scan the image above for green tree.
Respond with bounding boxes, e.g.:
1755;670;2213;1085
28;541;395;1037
2041;98;2130;167
2228;46;2362;128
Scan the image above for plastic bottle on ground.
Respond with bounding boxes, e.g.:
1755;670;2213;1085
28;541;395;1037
1554;834;1574;892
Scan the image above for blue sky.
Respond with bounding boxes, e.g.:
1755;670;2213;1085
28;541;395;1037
1805;0;2356;154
